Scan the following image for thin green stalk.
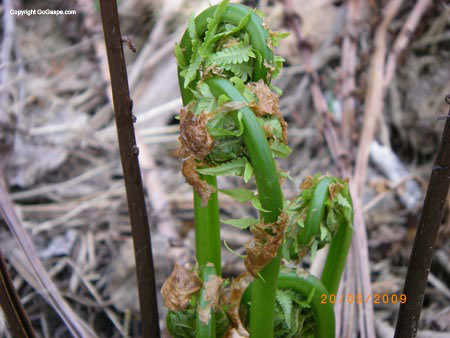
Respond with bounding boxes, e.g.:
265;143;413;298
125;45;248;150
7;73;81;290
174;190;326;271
193;175;222;274
196;264;217;338
321;185;354;296
321;218;353;296
206;77;284;338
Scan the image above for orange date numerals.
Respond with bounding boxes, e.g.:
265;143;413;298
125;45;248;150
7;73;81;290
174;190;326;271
320;293;407;304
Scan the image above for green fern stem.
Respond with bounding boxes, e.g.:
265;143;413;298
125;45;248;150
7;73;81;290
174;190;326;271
193;175;222;274
196;264;218;338
321;202;354;296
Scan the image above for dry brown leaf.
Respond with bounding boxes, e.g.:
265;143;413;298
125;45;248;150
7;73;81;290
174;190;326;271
202;64;225;80
300;176;314;190
247;80;279;116
222;272;253;337
178;106;214;160
222;37;241;49
161;264;202;311
246;80;288;143
328;181;344;201
181;157;214;206
214;101;248;114
244;213;288;276
198;274;224;324
177;105;216;206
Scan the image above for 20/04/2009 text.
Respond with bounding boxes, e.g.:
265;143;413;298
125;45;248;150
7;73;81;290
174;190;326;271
321;293;407;304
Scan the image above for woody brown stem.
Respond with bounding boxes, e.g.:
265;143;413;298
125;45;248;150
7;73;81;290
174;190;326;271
98;1;160;337
394;99;450;338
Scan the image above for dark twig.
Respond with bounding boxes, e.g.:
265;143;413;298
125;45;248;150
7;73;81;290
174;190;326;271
98;1;160;337
0;249;37;338
394;96;450;338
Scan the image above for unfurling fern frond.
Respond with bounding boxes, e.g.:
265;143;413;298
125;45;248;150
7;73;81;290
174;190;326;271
270;140;292;159
174;43;188;69
181;53;202;88
204;0;229;43
208;42;255;66
196;157;248;176
276;289;294;329
223;62;253;82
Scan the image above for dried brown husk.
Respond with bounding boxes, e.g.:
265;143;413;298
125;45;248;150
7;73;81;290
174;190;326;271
244;213;288;276
300;175;314;190
246;80;288;143
178;105;214;160
328;181;344;200
181;157;214;206
161;264;202;311
202;64;224;80
213;101;248;114
198;274;224;324
177;105;217;206
222;37;241;49
222;272;253;337
263;60;277;83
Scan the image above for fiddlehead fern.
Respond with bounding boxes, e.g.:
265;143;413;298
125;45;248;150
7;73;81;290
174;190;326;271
284;174;354;296
163;1;354;337
175;2;288;336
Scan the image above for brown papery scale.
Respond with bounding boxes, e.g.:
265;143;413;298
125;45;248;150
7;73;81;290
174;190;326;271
222;272;253;337
161;264;202;311
178;106;214;160
198;274;224;324
246;80;288;143
244;213;288;276
177;105;216;205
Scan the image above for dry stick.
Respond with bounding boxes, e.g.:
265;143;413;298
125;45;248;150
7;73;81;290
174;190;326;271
384;0;432;89
394;97;450;338
340;0;362;152
349;3;403;336
353;0;403;197
0;249;37;338
98;1;160;338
